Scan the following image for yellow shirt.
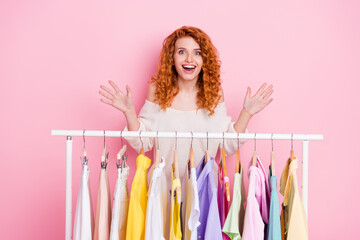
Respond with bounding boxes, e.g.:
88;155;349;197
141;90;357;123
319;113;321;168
280;158;308;240
126;154;151;240
169;166;182;240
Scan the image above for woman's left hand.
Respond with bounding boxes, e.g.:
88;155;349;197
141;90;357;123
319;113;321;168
243;83;274;116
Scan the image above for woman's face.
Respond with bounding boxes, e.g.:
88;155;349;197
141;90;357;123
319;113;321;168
173;36;203;83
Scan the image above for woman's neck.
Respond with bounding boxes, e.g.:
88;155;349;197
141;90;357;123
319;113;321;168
177;77;198;93
171;77;199;110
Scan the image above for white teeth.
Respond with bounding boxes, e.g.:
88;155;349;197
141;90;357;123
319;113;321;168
183;65;196;70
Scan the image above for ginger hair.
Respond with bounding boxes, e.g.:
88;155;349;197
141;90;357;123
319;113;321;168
150;26;222;116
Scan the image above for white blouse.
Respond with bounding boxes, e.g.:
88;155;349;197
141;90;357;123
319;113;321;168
145;159;168;240
183;167;201;240
110;165;129;240
73;164;94;240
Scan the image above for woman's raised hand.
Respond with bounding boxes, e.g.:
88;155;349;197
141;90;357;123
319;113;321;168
243;83;274;116
99;80;134;114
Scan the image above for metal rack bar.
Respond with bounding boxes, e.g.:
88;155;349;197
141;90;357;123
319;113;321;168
52;130;323;141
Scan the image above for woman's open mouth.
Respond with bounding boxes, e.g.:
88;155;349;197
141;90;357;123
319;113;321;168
182;65;196;73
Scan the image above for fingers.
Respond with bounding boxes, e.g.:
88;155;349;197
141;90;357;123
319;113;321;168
100;85;116;96
246;87;251;98
126;85;132;98
260;84;273;96
262;98;273;108
109;80;121;93
255;98;273;114
262;87;273;100
255;83;267;96
99;90;113;100
100;99;112;105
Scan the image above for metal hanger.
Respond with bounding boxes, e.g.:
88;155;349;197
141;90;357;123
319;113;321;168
117;131;127;170
290;133;295;161
139;130;144;155
155;131;161;168
101;130;109;168
205;131;210;163
80;130;88;166
221;132;231;202
173;131;181;203
270;133;276;176
188;131;194;169
235;132;241;173
252;133;257;166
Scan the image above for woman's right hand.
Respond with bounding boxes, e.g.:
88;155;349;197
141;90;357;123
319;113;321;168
99;80;134;114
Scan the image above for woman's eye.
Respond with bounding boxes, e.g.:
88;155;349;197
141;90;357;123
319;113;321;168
194;51;201;55
179;50;185;54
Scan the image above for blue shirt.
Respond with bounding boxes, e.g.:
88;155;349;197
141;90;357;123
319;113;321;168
266;171;282;240
196;156;222;240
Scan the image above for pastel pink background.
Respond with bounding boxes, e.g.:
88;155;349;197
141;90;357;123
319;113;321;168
1;0;359;239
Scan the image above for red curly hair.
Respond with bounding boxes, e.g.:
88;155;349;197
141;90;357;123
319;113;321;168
150;26;222;116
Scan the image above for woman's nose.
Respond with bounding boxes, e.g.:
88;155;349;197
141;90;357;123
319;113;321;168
185;53;193;62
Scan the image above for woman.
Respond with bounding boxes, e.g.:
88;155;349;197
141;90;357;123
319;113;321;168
99;26;273;180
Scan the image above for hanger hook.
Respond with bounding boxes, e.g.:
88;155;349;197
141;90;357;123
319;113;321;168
120;131;124;147
139;130;143;149
103;130;106;148
237;132;240;149
206;131;209;151
222;132;225;148
191;131;194;148
157;131;159;150
291;133;294;150
175;131;178;150
271;133;274;152
83;129;86;150
254;133;257;151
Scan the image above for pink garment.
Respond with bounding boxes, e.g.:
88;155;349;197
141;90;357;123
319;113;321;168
218;163;231;240
94;163;111;240
242;157;270;240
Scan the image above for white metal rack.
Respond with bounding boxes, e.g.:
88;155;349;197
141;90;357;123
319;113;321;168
51;130;323;240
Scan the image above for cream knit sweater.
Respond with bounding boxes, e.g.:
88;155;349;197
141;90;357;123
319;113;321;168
124;100;247;183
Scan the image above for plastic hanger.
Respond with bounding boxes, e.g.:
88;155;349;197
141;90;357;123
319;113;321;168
188;131;194;169
173;131;181;203
235;132;241;174
139;131;144;155
252;133;257;166
117;146;127;165
290;133;295;161
155;131;160;168
221;133;231;202
117;132;127;166
205;131;210;163
270;133;276;176
119;131;128;171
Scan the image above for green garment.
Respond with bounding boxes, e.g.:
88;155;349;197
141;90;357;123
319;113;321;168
222;166;246;240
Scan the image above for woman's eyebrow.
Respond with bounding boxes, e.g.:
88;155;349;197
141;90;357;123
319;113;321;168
176;47;201;51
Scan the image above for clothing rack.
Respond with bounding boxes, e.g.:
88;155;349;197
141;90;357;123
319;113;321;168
51;130;323;240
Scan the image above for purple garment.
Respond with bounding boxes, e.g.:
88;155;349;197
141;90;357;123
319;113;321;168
196;156;222;240
218;164;231;240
